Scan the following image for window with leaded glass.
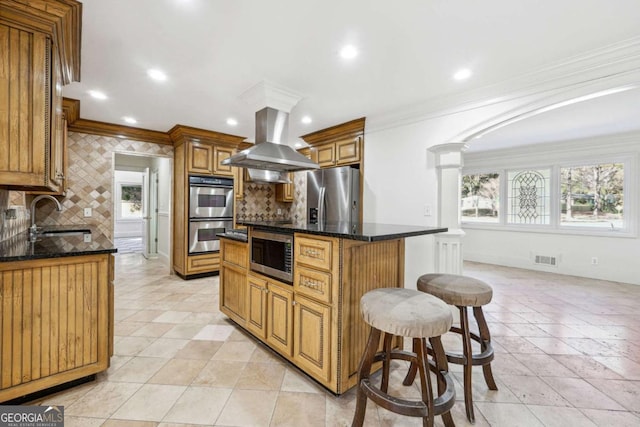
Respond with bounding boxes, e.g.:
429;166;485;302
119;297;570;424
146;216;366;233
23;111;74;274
507;169;550;225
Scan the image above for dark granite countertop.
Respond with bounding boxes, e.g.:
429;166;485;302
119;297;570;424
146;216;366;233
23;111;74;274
218;229;248;243
0;225;117;262
238;220;447;242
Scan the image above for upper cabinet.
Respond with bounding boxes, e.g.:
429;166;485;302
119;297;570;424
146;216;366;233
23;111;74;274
170;125;246;178
301;118;365;169
0;0;81;194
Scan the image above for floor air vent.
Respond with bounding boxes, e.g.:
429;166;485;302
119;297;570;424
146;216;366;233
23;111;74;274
534;255;557;266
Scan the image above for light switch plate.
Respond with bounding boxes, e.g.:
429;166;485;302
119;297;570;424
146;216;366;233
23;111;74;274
84;207;92;217
83;233;92;243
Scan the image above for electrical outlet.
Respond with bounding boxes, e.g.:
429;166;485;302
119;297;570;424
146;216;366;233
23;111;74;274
277;208;282;215
591;257;598;265
83;233;92;243
423;205;432;216
83;207;92;217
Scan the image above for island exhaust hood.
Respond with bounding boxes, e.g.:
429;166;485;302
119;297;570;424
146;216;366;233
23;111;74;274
222;107;319;182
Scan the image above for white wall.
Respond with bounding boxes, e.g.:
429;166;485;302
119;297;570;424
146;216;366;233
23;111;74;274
363;101;519;289
462;133;639;285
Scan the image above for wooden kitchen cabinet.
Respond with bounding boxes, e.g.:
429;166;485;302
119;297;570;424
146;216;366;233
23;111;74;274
0;254;112;402
275;173;294;202
266;280;294;357
246;274;268;337
293;294;332;382
246;272;294;357
220;238;248;325
0;1;80;193
170;126;245;278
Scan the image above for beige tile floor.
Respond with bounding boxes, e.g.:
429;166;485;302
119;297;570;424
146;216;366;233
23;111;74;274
30;255;640;426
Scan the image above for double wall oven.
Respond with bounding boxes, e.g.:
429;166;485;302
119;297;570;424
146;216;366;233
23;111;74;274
188;175;234;254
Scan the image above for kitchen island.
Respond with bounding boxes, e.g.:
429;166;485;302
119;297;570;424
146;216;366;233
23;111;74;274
0;227;116;402
219;221;446;394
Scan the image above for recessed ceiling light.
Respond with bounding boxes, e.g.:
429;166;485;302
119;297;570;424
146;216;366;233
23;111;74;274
340;44;358;59
123;116;137;124
294;142;303;148
301;116;312;124
88;90;107;100
226;118;238;126
147;69;167;81
453;68;472;81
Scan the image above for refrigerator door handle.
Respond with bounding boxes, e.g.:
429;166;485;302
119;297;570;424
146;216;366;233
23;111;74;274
318;186;326;224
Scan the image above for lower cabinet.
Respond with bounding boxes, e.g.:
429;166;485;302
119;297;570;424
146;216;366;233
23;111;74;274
293;294;331;383
0;254;113;402
220;238;248;325
246;274;293;357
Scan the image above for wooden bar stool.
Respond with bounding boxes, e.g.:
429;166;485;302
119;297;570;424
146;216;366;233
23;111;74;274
405;273;497;423
352;288;456;427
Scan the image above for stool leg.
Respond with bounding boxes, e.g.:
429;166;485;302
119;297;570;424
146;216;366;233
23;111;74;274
459;306;475;423
381;332;394;393
416;338;435;427
430;337;455;427
352;326;381;427
402;338;420;386
473;306;498;391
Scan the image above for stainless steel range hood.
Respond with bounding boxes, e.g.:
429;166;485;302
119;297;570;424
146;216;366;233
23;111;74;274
222;107;319;181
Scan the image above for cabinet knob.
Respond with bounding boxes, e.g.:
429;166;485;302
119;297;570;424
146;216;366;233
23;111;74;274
292;301;297;306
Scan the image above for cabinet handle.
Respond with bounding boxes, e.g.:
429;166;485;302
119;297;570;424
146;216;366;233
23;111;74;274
264;289;269;294
292;301;297;306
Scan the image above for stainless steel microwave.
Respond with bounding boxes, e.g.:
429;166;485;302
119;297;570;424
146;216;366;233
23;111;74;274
250;229;293;284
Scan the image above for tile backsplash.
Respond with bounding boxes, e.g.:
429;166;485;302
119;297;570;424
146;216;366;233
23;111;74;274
235;171;307;223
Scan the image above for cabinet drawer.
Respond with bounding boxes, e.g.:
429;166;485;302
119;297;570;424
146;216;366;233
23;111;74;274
187;253;220;273
221;239;248;269
295;236;333;271
294;265;332;304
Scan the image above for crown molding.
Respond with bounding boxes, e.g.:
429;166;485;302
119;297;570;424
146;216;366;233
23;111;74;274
464;130;640;168
69;118;172;145
0;0;82;83
300;117;365;146
168;125;246;147
367;36;640;134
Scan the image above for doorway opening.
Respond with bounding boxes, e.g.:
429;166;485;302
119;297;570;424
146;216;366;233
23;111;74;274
113;152;172;263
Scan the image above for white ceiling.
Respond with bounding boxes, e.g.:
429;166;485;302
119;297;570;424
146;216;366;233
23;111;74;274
62;0;640;149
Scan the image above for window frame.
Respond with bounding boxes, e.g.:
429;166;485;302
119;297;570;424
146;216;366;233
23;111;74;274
461;153;636;237
115;181;144;222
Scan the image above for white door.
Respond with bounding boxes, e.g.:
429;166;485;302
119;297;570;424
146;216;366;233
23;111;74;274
142;168;150;259
148;169;159;255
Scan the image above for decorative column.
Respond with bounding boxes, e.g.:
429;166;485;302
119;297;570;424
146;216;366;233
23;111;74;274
428;143;467;274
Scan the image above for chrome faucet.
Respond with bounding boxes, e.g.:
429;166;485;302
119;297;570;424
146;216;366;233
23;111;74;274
29;195;63;239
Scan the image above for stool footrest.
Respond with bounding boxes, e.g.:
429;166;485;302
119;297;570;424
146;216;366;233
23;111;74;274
361;379;428;417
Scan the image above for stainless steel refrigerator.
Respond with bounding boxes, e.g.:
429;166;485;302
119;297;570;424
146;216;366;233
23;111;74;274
307;166;360;224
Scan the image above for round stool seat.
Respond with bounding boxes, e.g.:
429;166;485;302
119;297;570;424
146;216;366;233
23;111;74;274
418;273;493;307
360;288;452;338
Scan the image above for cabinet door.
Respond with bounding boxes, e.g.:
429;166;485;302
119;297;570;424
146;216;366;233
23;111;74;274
233;166;244;200
316;144;336;168
336;136;361;165
276;173;294;202
0;25;49;188
188;142;214;175
219;262;246;325
293;294;331;382
246;275;267;338
213;146;234;176
267;282;294;357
